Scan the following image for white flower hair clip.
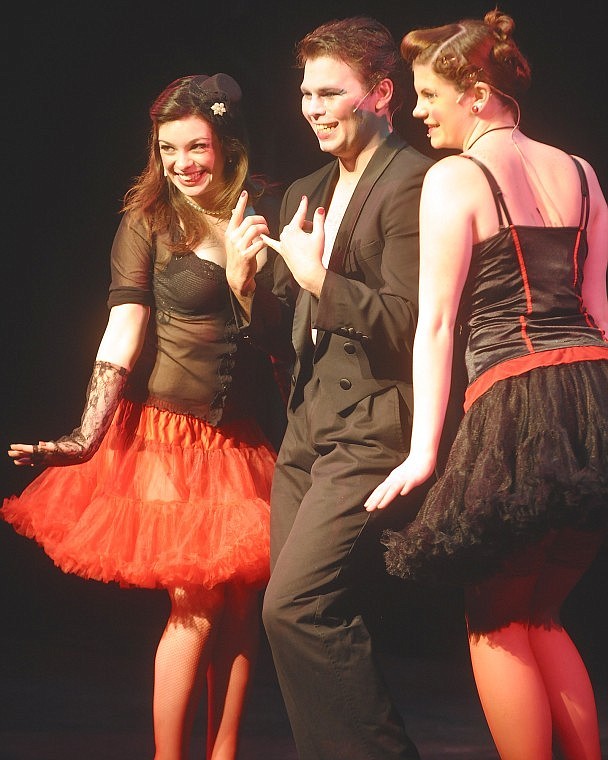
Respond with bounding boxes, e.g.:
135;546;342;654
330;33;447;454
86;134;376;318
211;102;227;116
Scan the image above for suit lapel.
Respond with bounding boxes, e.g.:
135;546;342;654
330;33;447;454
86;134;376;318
327;133;404;273
315;134;405;354
292;134;405;364
309;162;340;213
291;163;339;359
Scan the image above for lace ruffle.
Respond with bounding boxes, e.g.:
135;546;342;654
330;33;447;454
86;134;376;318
383;360;608;586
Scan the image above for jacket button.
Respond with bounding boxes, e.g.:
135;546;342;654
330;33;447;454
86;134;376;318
343;342;356;354
339;378;352;390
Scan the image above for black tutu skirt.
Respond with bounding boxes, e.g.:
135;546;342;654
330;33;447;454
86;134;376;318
383;360;608;586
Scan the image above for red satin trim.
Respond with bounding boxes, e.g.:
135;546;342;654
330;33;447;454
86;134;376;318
464;346;608;412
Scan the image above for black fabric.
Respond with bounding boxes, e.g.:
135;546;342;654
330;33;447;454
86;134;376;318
383;360;608;586
106;209;287;442
457;156;605;387
384;158;608;588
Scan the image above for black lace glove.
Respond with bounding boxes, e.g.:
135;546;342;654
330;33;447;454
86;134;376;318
30;360;129;467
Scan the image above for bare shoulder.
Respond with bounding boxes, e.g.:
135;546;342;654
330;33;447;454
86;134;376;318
571;153;605;193
424;154;482;186
572;155;608;229
422;155;488;205
522;139;589;180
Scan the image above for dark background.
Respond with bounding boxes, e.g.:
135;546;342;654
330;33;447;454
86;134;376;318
1;0;606;753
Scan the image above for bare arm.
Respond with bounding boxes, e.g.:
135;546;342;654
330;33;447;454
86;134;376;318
365;158;474;509
576;157;608;335
96;303;150;368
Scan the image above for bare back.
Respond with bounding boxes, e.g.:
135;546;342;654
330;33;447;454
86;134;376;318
464;135;586;238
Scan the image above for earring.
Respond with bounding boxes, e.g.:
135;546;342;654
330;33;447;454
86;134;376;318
163;168;168;177
471;104;480;114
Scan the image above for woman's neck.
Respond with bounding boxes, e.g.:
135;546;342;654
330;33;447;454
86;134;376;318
464;123;518;153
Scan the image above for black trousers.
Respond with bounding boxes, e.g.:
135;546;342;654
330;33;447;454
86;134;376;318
262;379;423;759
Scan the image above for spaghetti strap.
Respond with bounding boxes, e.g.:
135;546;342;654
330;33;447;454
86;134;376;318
463;155;513;229
464;154;589;232
570;157;590;230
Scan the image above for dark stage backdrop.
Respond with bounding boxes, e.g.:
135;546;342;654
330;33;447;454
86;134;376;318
1;0;606;678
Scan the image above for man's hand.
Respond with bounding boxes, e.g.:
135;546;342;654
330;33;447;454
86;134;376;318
261;195;327;298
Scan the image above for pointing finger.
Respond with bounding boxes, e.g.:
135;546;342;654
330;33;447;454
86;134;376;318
260;234;282;255
289;195;309;230
310;206;326;242
228;190;248;231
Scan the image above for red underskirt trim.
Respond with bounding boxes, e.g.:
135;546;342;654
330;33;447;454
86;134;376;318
464;345;608;412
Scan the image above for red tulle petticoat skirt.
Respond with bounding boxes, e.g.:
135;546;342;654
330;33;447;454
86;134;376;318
1;400;275;590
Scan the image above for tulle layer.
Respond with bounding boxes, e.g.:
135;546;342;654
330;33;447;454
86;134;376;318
383;360;608;586
2;400;275;590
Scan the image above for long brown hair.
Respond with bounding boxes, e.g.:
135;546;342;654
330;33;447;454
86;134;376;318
123;74;256;252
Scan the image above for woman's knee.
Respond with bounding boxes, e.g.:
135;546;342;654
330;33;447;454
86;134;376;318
168;584;226;623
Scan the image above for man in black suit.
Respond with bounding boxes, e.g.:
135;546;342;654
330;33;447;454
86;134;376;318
226;16;433;760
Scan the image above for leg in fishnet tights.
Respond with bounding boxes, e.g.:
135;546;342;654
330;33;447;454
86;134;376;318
152;583;260;760
206;585;261;760
465;529;605;760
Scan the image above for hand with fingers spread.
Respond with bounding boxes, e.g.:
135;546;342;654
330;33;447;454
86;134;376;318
225;189;270;299
261;195;327;298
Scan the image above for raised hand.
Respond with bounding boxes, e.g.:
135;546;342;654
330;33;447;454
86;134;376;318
261;195;327;298
225;190;270;299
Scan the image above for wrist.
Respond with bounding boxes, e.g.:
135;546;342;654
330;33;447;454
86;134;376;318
230;277;256;299
303;267;326;299
233;286;256;321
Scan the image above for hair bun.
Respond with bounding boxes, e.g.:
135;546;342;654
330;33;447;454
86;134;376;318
191;73;242;103
484;9;515;42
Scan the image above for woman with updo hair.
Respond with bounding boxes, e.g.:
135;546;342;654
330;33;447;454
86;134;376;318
401;9;531;111
366;9;608;759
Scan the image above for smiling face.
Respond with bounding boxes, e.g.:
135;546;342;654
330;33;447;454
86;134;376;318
411;62;469;151
157;115;225;202
300;55;382;167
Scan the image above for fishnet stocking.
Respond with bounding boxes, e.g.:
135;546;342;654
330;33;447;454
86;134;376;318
152;584;261;760
206;587;261;760
153;586;224;760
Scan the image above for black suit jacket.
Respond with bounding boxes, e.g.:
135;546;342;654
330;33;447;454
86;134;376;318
248;132;433;432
